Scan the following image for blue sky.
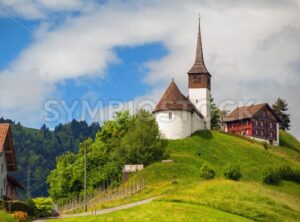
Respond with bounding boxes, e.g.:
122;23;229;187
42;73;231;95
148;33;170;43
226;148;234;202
0;0;299;138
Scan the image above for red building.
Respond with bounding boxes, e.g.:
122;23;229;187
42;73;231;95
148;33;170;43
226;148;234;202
223;103;281;146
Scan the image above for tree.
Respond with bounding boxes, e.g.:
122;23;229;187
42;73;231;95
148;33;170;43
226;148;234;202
119;109;168;165
210;98;229;130
272;98;291;130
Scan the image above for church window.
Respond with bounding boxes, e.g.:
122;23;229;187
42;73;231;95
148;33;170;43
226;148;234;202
193;76;197;83
198;77;201;83
169;112;172;120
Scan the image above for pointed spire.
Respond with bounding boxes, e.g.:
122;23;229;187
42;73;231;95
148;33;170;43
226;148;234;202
188;16;210;75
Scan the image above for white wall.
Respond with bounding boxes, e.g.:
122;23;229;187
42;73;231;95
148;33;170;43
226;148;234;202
189;88;211;130
155;110;192;139
0;152;7;200
192;112;205;133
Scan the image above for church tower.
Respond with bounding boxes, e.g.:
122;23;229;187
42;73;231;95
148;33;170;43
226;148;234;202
188;18;211;130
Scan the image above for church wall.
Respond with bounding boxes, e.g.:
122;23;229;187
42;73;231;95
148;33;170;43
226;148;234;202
189;88;211;129
192;113;205;133
155;110;192;139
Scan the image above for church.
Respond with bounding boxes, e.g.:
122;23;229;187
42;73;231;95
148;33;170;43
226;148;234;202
153;20;211;139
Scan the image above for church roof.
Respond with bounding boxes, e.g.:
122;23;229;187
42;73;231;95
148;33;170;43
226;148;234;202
188;18;211;76
223;103;281;122
153;80;203;118
0;123;17;171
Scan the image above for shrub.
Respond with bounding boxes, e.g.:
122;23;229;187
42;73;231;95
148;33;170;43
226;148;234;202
223;163;242;181
11;211;29;222
0;210;18;222
263;168;281;185
32;197;53;218
277;165;294;180
200;163;215;179
278;166;300;183
5;201;34;217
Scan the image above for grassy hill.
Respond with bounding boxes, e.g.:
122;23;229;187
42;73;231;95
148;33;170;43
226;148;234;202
49;130;300;222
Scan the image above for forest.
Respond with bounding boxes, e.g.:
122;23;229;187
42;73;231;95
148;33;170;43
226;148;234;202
0;117;100;198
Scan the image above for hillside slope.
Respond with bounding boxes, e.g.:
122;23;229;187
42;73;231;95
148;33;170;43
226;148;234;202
50;130;300;222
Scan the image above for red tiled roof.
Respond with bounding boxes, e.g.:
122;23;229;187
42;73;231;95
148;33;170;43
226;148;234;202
153;80;203;118
223;103;281;122
0;123;17;171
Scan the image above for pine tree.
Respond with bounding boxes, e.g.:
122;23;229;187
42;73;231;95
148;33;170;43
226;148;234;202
272;98;291;130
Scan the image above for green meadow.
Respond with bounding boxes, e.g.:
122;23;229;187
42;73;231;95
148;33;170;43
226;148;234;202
49;130;300;222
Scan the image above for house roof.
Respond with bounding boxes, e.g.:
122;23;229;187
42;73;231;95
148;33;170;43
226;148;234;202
223;103;281;122
0;123;17;171
153;80;203;118
188;18;211;76
7;175;25;190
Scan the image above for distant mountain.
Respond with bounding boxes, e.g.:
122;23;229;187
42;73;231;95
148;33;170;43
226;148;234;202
0;117;100;198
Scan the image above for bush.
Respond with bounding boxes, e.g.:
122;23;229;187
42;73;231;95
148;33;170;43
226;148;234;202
263;168;281;185
11;211;29;222
4;201;34;217
200;163;215;179
277;165;294;180
0;210;18;222
223;163;242;181
278;165;300;183
32;197;53;218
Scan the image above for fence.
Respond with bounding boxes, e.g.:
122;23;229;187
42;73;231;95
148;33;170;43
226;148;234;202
57;178;147;213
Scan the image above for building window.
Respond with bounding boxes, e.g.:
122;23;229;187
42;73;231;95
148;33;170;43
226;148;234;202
168;112;172;120
270;122;273;128
260;121;264;126
270;132;273;138
261;130;264;136
254;120;258;126
255;129;258;135
246;129;249;135
193;76;197;83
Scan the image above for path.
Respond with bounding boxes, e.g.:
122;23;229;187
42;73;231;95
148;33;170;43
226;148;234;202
34;197;157;221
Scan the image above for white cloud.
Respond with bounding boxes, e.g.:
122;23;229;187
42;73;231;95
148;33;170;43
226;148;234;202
0;0;300;137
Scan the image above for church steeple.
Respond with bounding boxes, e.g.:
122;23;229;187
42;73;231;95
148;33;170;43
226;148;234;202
188;17;210;75
188;16;211;130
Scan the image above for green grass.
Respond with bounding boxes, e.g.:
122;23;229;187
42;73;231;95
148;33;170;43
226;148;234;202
49;201;254;222
51;130;300;222
280;130;300;153
0;211;18;222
